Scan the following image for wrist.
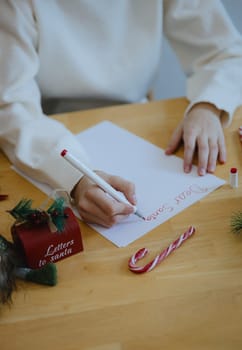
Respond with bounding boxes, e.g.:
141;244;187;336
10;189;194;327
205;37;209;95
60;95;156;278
189;102;222;116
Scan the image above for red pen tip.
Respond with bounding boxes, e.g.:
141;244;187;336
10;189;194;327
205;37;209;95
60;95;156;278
61;149;67;157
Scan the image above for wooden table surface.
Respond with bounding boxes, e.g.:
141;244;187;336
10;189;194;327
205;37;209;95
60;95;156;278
1;98;242;350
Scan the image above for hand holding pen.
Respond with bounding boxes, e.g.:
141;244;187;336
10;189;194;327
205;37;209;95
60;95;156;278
61;150;145;227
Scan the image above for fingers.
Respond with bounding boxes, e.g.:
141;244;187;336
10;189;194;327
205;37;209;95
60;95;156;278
205;139;217;174
72;172;136;227
105;174;137;206
166;102;227;176
183;132;196;174
197;137;215;175
183;131;224;176
165;122;183;155
218;134;227;165
79;186;134;227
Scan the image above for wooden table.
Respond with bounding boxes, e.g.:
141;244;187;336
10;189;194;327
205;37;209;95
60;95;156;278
1;98;242;350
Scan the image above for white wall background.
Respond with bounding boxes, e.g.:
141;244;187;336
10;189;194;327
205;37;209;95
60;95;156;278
153;0;242;100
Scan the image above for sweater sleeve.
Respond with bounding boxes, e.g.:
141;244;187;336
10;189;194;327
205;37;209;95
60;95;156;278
163;0;242;126
0;1;89;193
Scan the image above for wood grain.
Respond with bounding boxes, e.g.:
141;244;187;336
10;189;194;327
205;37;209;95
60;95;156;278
1;98;242;350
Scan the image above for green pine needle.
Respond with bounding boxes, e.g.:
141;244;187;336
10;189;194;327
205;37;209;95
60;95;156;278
48;197;65;213
8;199;34;221
231;211;242;235
8;197;67;232
47;197;66;232
25;263;58;286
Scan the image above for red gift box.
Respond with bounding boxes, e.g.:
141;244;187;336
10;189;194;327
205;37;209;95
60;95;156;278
11;207;83;269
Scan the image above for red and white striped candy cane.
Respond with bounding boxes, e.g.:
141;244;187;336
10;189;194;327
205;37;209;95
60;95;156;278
128;226;195;274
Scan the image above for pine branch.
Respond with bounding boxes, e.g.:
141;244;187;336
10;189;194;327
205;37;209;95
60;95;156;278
7;199;34;221
231;211;242;235
7;197;68;232
47;197;67;232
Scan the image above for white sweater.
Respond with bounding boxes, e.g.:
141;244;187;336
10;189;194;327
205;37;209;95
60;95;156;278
1;0;242;193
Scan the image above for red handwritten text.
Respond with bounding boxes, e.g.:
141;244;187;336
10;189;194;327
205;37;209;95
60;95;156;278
145;184;209;221
174;184;209;205
145;203;173;221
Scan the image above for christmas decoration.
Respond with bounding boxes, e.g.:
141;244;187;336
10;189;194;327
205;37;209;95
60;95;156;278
231;211;242;235
128;226;195;274
0;234;57;305
9;197;84;269
8;197;68;232
0;195;83;304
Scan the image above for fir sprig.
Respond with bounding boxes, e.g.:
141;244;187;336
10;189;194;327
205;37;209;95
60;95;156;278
47;197;67;232
7;198;68;232
8;199;37;220
231;211;242;235
7;199;49;225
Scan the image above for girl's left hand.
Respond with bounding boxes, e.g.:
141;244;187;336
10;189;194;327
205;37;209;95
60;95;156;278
165;102;226;175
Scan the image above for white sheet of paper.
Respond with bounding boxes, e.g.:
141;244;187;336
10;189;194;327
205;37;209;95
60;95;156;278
13;121;226;247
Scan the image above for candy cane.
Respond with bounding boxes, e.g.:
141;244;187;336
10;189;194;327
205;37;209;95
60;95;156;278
128;226;195;274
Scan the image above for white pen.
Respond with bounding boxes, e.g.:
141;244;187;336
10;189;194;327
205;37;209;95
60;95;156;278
60;149;145;220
